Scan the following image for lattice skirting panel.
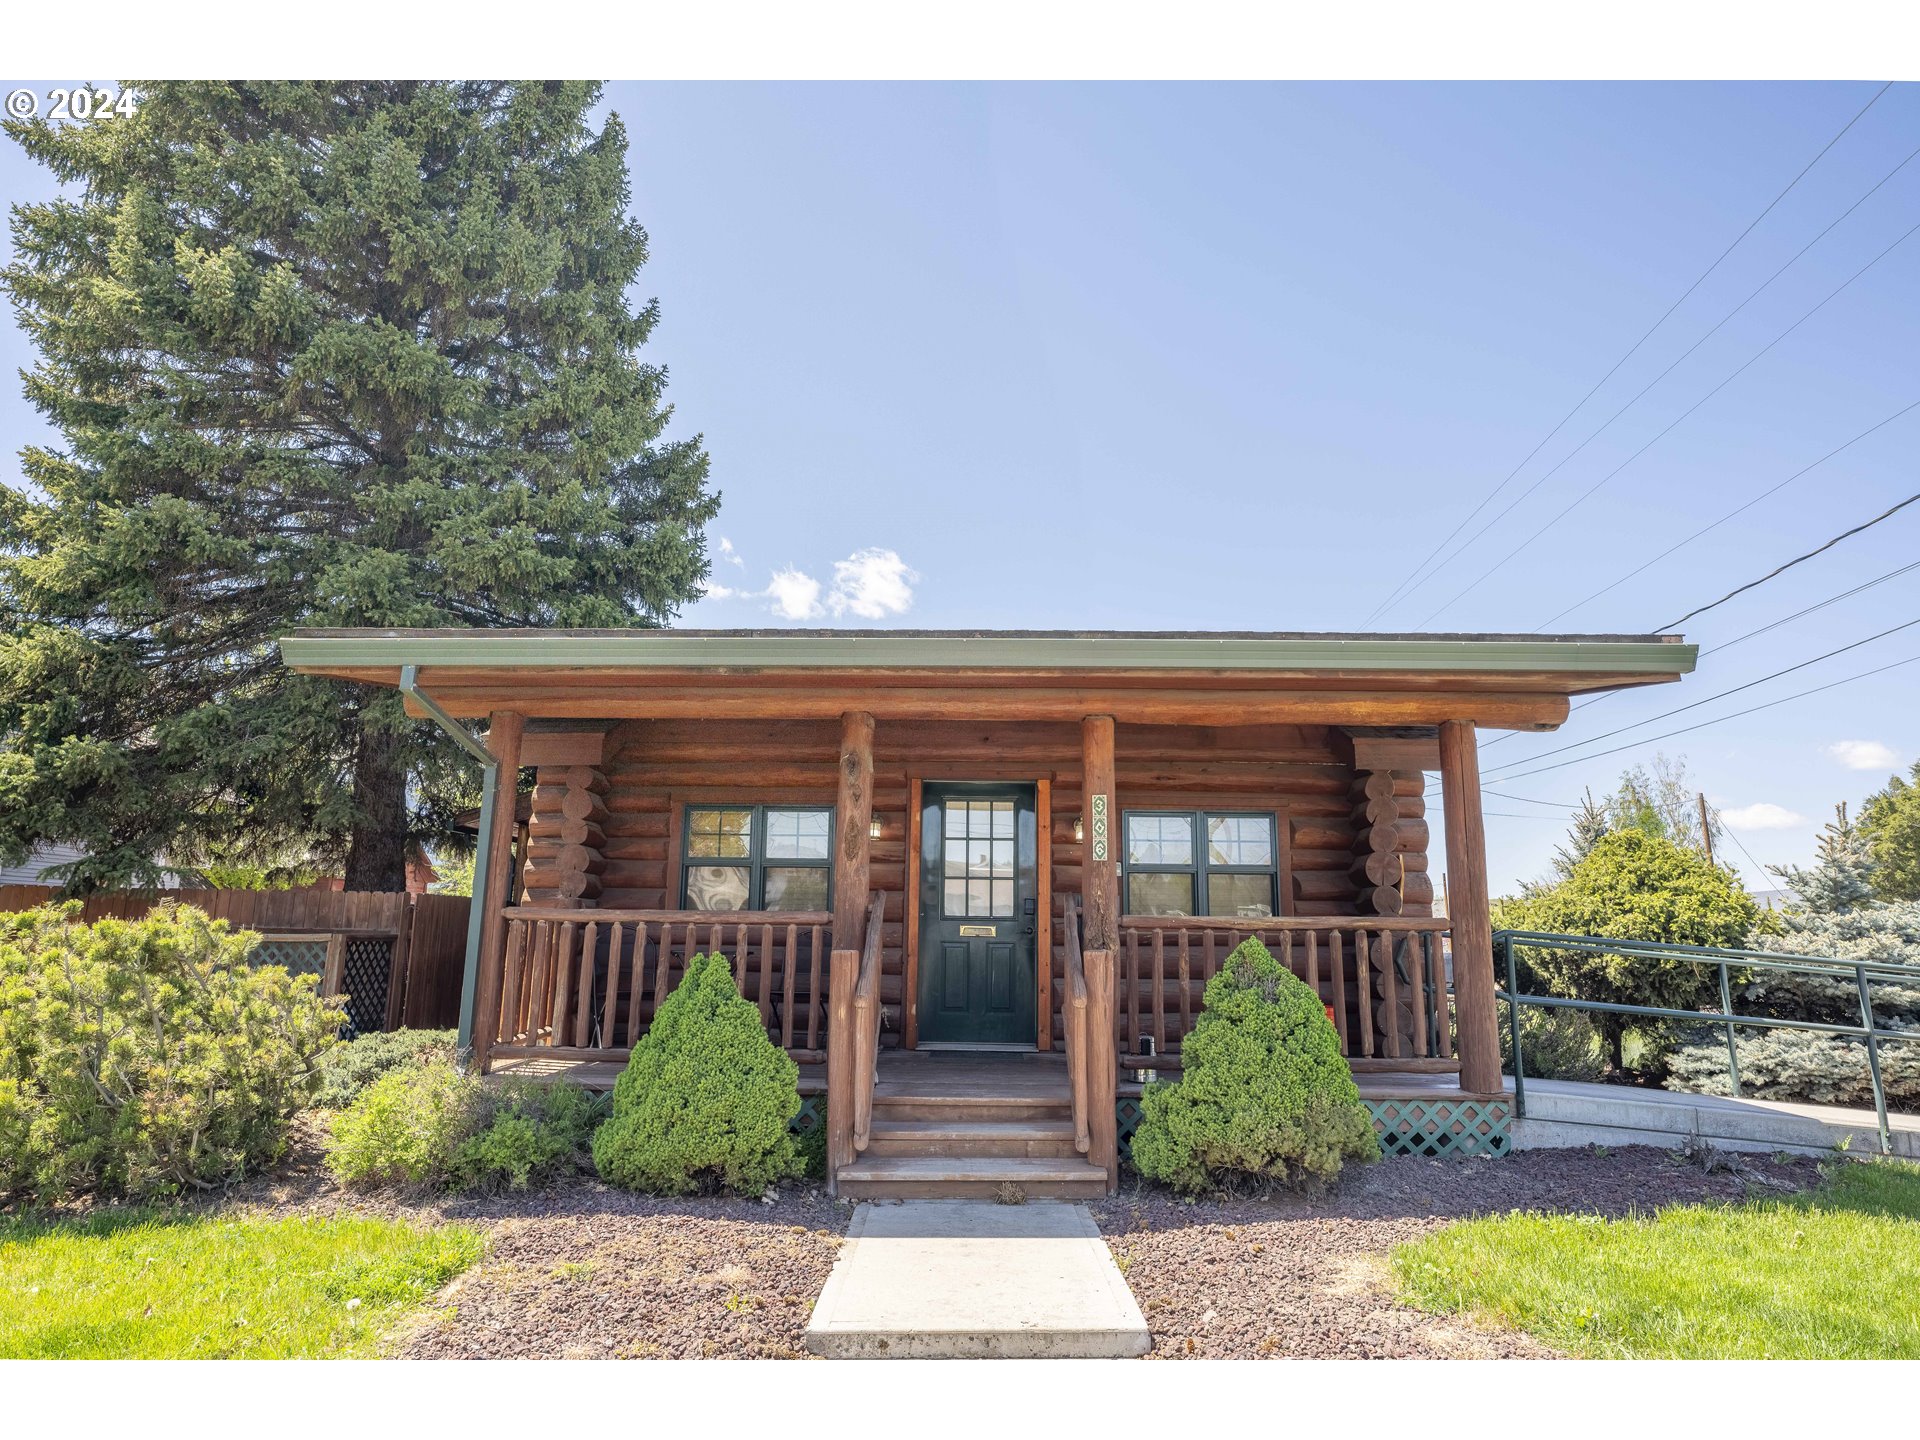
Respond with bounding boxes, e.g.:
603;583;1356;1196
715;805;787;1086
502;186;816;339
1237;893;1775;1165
791;1094;825;1141
1366;1097;1512;1158
1114;1095;1512;1162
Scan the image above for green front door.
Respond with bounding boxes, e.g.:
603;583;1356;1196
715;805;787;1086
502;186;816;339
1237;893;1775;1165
917;783;1038;1047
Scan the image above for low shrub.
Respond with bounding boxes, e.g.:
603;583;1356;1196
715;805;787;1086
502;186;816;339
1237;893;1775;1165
454;1080;607;1192
1129;937;1378;1194
794;1118;829;1181
0;903;342;1203
326;1060;484;1190
326;1060;607;1193
316;1028;457;1109
1665;1028;1920;1109
1500;1004;1607;1083
592;952;802;1196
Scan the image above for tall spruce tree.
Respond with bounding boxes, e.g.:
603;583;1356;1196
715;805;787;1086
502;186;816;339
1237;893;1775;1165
1;82;717;891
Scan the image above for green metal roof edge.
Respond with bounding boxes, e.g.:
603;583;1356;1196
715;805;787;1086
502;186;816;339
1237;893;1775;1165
278;630;1697;676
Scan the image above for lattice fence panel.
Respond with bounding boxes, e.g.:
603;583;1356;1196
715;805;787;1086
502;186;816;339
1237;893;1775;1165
339;935;395;1039
250;939;327;977
1367;1097;1512;1159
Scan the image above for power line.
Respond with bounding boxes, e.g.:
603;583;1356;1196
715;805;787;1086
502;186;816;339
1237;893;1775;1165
1482;551;1920;753
1701;556;1920;656
1366;82;1895;625
1723;826;1778;886
1661;489;1920;629
1488;649;1920;784
1400;138;1920;623
1535;396;1920;628
1481;789;1579;808
1482;614;1920;778
1415;217;1920;627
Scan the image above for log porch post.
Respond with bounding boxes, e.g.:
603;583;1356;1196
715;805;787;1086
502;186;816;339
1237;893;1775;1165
469;710;524;1074
1438;719;1501;1095
826;711;875;1192
1081;714;1119;1191
832;711;875;953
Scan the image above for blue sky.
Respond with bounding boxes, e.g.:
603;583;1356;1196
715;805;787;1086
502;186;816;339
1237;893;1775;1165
3;81;1916;895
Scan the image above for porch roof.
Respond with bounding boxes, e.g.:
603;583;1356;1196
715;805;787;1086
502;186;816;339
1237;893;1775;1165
280;627;1693;731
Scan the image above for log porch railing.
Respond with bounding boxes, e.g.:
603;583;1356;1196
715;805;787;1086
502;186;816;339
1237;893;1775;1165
850;892;888;1152
1116;915;1453;1071
488;906;833;1065
1060;896;1093;1153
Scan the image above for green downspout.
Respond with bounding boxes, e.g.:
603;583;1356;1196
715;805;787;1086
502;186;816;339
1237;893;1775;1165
398;664;497;1064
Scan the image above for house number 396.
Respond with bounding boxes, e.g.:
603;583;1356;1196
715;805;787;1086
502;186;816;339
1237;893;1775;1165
1090;794;1109;862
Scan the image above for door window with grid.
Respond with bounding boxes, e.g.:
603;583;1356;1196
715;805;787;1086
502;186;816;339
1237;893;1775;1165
1122;811;1278;918
943;797;1017;918
681;805;833;911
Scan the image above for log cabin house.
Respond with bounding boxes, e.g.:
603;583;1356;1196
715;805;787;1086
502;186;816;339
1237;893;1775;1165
280;628;1696;1198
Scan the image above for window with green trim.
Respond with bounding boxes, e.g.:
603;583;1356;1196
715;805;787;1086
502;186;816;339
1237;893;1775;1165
1122;811;1278;918
681;805;833;912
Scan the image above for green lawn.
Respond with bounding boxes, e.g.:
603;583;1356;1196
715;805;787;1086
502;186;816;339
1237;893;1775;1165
1392;1159;1920;1358
0;1209;483;1358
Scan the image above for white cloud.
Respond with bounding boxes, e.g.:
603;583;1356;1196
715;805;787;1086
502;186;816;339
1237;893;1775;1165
764;567;823;621
827;548;918;619
696;546;918;623
1827;739;1899;772
717;535;745;568
1721;802;1808;832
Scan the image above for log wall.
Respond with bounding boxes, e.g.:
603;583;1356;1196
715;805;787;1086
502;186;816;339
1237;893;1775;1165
518;719;1435;1046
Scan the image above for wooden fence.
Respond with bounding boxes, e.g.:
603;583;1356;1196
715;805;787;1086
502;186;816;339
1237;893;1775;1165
0;885;470;1034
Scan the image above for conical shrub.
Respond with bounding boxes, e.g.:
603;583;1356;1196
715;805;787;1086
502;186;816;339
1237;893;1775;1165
1130;937;1377;1193
591;952;802;1195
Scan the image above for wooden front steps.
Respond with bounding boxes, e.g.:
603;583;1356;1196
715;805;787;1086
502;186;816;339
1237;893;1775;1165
836;1154;1109;1201
838;1051;1109;1199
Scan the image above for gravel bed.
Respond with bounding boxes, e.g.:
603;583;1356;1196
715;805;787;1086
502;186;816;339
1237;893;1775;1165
400;1187;848;1359
209;1117;852;1360
204;1123;1819;1360
1092;1145;1820;1359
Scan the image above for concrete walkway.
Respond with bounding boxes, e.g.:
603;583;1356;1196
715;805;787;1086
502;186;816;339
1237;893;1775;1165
805;1201;1150;1359
1512;1077;1920;1158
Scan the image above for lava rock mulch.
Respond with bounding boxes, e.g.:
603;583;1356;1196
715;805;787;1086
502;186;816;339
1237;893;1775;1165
1093;1145;1820;1359
399;1187;850;1359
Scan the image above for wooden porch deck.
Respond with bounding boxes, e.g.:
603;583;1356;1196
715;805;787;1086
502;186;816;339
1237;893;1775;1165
485;1047;1496;1103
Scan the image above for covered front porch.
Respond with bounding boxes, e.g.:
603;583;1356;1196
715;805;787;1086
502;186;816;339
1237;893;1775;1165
279;627;1697;1196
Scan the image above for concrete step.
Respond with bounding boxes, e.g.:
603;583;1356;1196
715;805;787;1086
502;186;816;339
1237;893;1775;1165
805;1201;1151;1359
862;1118;1085;1160
837;1154;1109;1201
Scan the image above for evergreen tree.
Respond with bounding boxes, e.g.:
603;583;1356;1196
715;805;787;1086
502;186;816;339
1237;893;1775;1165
1769;804;1877;916
1759;800;1920;970
1605;753;1720;857
1859;760;1920;903
1496;830;1758;1071
1551;787;1611;880
1;83;717;890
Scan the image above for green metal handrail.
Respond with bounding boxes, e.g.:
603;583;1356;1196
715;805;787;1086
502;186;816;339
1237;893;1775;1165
1495;929;1915;1155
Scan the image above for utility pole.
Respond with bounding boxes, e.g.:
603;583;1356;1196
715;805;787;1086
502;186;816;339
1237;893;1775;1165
1697;792;1715;865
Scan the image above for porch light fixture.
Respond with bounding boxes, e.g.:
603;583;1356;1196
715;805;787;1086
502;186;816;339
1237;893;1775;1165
869;817;884;840
1073;816;1084;843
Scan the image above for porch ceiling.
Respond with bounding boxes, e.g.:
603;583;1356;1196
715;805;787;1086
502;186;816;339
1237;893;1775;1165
278;627;1696;731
